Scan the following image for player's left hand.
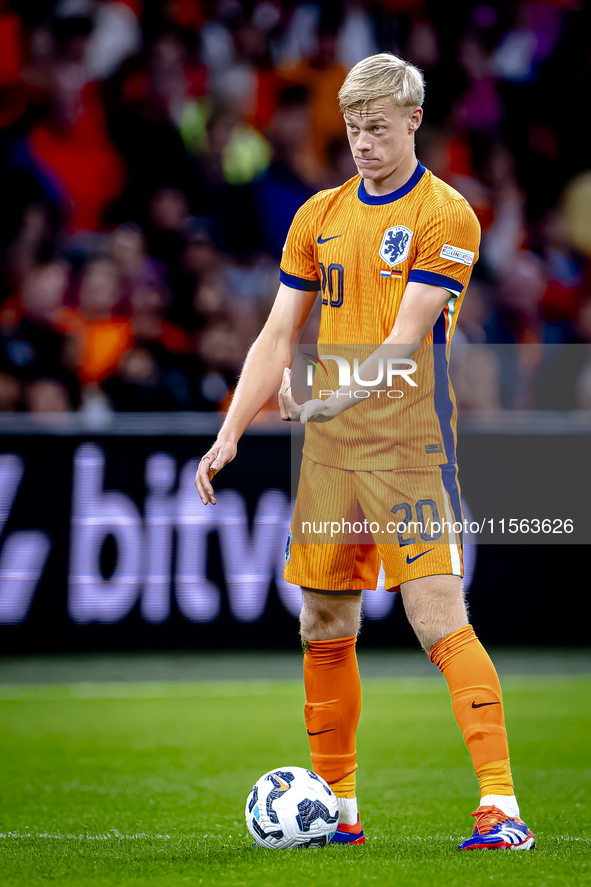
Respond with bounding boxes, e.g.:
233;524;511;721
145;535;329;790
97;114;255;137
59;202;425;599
298;398;335;424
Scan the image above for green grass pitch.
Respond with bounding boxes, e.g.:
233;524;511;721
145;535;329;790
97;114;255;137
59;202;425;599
0;654;589;886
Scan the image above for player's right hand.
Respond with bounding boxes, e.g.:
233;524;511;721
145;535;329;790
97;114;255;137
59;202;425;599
195;439;237;505
278;367;303;421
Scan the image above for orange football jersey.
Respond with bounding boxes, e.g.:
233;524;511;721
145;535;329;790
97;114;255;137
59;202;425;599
280;162;481;470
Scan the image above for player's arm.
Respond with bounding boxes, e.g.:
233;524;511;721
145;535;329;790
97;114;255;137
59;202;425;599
195;283;317;504
281;281;451;423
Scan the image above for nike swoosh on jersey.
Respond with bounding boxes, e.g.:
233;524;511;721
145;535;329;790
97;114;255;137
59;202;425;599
317;234;343;244
406;548;435;564
307;728;335;736
471;701;501;708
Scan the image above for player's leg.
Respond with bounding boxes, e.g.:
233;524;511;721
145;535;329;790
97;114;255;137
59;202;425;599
284;457;375;844
356;464;533;849
300;588;365;844
401;576;514;806
401;574;534;850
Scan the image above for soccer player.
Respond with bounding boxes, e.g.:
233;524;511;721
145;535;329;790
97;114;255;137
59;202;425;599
196;53;535;851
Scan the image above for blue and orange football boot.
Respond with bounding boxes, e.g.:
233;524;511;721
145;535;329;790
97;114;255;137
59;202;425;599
330;815;365;845
458;805;535;850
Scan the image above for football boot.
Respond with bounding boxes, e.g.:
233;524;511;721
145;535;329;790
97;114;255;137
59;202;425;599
458;805;535;850
330;814;365;845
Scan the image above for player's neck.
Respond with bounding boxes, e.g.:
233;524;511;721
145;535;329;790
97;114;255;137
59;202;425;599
361;154;418;197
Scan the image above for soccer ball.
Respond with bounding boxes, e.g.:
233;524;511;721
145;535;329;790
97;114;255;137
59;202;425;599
245;766;339;849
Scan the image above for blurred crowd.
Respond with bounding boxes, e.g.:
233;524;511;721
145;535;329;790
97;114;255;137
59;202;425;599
1;0;591;415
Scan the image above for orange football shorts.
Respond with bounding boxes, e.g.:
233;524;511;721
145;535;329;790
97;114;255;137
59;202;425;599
283;456;464;592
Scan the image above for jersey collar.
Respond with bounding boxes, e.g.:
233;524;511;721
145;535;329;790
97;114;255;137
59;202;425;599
357;161;426;205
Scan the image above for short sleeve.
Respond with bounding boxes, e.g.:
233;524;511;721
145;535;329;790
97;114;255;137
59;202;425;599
408;199;481;297
279;196;321;291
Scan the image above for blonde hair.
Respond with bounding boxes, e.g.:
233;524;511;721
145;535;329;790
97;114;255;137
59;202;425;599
338;53;424;113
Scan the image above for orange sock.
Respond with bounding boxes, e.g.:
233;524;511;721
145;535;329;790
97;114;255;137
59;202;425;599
303;636;361;790
429;625;514;795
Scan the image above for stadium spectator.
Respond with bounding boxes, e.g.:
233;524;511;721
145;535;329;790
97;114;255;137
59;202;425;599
2;203;56;299
0;261;79;409
254;85;317;259
0;370;20;412
279;28;348;169
102;344;182;411
28;68;126;233
26;376;72;412
69;258;133;397
109;221;166;313
0;0;590;413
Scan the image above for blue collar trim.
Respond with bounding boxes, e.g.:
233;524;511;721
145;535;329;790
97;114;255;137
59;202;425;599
357;161;426;205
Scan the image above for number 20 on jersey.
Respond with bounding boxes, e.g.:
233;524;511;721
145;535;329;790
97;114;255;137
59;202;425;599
319;262;344;308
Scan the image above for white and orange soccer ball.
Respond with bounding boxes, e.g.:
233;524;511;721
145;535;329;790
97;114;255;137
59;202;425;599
245;766;339;849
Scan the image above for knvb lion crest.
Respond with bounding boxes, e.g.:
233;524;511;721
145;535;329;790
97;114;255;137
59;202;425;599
379;225;413;267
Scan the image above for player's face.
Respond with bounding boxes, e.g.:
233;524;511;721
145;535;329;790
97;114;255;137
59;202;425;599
344;97;421;190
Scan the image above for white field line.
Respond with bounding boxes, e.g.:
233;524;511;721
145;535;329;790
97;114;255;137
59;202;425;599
1;675;588;702
0;832;238;840
0;681;297;701
0;832;588;843
0;833;175;840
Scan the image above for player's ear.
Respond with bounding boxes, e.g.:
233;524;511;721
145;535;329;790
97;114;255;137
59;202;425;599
408;107;422;133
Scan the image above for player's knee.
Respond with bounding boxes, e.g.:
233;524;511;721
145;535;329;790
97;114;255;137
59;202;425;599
299;590;361;640
299;603;336;639
411;603;469;652
401;574;467;653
